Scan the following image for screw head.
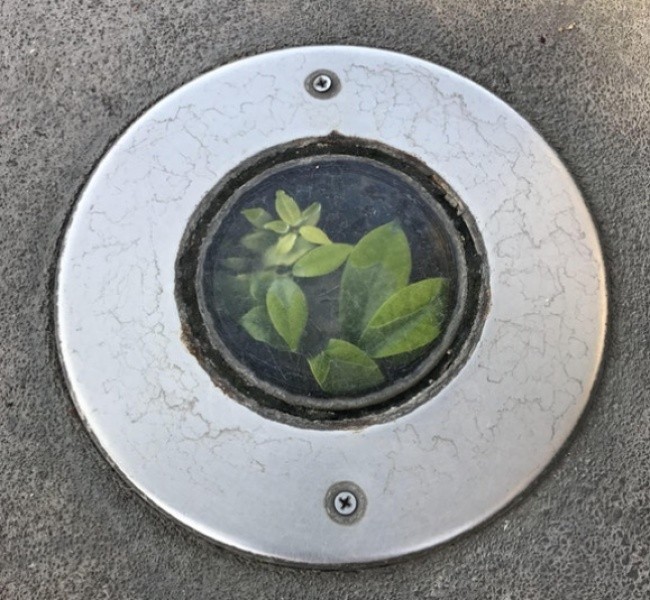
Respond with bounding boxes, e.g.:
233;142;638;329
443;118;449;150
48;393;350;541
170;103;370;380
311;73;333;93
325;481;366;525
333;490;358;516
305;70;340;99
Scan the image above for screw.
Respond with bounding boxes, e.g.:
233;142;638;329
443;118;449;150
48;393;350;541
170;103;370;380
311;73;333;94
325;481;366;524
305;70;340;99
333;490;358;516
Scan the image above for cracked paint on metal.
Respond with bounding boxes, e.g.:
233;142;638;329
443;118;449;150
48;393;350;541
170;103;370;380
55;46;606;565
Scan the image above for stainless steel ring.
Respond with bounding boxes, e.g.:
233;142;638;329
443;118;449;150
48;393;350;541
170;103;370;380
55;46;607;566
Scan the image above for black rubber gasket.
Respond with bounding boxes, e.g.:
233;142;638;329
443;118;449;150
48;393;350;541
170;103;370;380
175;134;489;428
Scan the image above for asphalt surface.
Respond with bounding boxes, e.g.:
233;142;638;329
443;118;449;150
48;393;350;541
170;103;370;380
1;1;649;598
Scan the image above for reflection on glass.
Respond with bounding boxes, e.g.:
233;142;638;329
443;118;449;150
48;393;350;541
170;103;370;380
201;157;457;399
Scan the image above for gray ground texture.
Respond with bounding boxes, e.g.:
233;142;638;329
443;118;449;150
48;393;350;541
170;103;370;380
1;1;649;598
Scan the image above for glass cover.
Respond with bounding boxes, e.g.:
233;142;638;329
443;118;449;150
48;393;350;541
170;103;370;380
198;155;462;402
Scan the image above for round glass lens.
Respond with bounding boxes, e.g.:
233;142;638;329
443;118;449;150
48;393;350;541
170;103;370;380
196;154;465;405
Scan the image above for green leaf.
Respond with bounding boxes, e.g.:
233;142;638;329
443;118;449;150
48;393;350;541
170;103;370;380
292;243;353;277
242;208;273;229
359;278;448;358
241;230;276;253
266;278;308;351
277;232;298;254
212;272;254;320
263;236;314;267
300;202;321;226
339;221;412;343
264;220;290;234
275;190;301;225
299;225;331;245
249;271;277;303
220;257;250;272
307;339;384;394
239;306;288;350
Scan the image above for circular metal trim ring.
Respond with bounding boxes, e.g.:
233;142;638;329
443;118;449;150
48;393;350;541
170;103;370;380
56;46;607;565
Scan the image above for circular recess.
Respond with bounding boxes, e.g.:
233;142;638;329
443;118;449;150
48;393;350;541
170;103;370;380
305;70;341;99
56;46;607;566
325;481;367;526
176;136;484;420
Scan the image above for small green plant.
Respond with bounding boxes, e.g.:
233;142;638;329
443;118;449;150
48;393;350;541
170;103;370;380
214;190;449;395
